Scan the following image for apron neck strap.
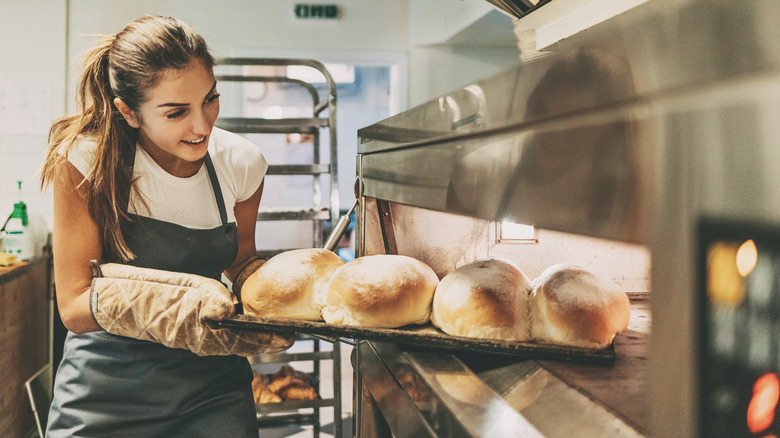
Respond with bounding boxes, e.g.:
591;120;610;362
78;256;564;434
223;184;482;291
123;144;229;226
203;154;229;226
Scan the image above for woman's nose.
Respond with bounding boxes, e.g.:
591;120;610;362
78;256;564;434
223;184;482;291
191;109;212;135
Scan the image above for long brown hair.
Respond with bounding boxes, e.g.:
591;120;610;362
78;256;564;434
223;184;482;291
40;16;215;262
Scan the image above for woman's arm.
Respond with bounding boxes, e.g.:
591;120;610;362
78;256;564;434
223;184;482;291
224;180;264;283
52;160;103;333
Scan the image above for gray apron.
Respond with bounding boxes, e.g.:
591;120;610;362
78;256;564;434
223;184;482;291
46;152;258;438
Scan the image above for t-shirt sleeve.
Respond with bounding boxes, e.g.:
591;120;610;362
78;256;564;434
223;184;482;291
63;136;97;177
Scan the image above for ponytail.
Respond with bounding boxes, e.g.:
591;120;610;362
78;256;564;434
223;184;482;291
41;16;214;262
42;34;136;261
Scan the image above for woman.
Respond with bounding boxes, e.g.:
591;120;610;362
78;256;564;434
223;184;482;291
40;16;291;437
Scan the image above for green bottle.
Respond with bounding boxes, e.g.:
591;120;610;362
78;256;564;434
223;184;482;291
4;181;34;260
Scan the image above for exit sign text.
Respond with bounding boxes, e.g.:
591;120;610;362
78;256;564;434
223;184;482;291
295;4;340;19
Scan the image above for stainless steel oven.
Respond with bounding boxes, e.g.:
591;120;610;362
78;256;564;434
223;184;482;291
351;0;780;436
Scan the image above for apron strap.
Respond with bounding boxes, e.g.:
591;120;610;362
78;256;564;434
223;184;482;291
124;145;229;226
203;154;229;226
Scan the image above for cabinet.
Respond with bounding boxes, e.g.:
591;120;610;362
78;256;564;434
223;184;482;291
0;257;51;438
215;58;343;437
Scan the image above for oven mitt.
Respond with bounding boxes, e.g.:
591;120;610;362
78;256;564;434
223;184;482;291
89;262;294;357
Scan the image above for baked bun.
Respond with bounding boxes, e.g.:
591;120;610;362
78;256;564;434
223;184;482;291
242;248;345;320
321;255;439;328
530;264;630;349
430;257;533;341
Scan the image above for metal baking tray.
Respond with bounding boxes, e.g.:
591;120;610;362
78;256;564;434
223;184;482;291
212;315;616;365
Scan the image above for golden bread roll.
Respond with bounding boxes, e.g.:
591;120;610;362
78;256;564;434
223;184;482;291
266;375;298;394
279;383;319;400
321;254;439;328
251;366;319;403
242;248;345;320
530;263;630;349
251;371;282;404
430;257;532;341
255;387;282;404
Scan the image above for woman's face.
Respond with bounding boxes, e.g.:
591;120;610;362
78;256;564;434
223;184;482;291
127;60;220;177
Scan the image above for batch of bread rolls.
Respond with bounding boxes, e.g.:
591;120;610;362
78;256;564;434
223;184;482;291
241;248;631;350
251;365;319;404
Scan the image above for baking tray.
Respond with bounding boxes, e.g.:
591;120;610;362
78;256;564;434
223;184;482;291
212;315;616;365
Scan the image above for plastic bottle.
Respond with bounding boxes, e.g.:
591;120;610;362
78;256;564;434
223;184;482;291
3;181;35;260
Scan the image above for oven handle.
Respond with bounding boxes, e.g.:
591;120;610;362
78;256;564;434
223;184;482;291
323;198;358;252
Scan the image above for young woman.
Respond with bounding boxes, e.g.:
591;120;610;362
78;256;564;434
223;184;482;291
40;16;291;437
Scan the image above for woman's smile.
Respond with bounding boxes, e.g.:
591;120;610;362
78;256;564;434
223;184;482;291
182;136;207;145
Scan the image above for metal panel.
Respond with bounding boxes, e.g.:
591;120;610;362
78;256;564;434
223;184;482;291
358;341;544;438
358;31;649;244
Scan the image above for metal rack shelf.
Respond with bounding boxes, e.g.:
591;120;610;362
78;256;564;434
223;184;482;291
256;207;330;221
217;58;342;438
216;117;330;134
267;164;332;175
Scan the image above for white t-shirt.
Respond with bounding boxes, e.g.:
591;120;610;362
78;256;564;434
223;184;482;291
67;127;267;229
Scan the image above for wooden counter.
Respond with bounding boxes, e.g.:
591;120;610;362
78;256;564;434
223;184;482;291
0;257;52;438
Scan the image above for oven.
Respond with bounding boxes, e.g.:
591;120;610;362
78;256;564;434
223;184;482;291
350;0;780;436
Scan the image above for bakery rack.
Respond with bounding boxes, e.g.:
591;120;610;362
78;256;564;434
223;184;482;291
216;57;340;253
215;58;342;438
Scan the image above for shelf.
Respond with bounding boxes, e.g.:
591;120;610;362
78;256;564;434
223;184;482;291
250;351;336;364
257;207;331;221
268;164;331;175
216;117;330;134
256;398;338;414
257;412;318;427
223;57;341;438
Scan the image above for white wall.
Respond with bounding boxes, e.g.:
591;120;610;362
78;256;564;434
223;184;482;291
408;45;520;107
65;0;412;113
65;0;519;110
407;2;521;107
0;0;67;248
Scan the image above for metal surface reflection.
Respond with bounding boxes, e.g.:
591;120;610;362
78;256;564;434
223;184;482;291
447;48;640;239
357;341;544;438
359;46;646;243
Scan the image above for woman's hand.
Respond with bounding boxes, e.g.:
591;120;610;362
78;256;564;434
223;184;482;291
91;262;294;356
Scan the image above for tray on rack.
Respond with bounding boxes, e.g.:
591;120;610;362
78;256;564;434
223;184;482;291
212;315;616;365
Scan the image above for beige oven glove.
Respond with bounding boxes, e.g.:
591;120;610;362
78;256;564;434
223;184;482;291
89;262;294;357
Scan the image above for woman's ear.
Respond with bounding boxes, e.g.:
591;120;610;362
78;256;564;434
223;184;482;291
114;98;140;128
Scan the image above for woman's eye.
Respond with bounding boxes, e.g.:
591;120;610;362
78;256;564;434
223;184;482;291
167;110;186;119
206;93;221;104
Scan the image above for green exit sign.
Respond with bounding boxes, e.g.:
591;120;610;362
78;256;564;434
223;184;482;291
295;4;340;19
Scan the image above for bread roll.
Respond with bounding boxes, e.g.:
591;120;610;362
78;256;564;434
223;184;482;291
430;257;533;341
242;248;345;320
321;255;439;328
531;264;630;349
